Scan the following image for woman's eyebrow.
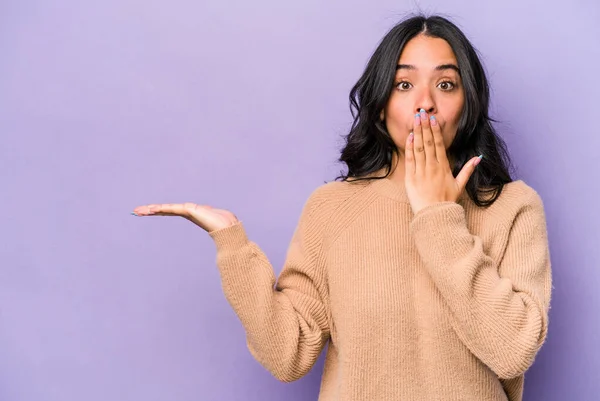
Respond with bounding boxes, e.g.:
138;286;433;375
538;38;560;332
396;64;460;73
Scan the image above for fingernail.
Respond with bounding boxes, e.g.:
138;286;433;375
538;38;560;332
414;113;421;125
419;108;426;114
408;132;414;143
130;212;138;216
473;154;483;167
430;115;437;126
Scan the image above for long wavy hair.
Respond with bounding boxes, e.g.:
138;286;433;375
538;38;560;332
336;14;513;207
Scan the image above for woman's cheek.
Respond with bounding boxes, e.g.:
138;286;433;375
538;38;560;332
444;127;459;148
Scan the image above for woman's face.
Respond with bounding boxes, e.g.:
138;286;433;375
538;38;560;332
382;34;465;151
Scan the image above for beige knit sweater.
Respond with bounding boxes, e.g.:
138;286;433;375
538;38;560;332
209;176;552;401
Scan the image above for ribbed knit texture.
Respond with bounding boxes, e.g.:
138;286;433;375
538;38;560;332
208;177;552;401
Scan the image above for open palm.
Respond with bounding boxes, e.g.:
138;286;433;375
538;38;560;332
132;202;238;233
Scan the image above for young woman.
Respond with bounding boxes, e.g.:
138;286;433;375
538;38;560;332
133;14;552;401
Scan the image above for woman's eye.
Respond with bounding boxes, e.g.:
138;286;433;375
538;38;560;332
396;81;412;91
396;81;456;91
438;81;456;91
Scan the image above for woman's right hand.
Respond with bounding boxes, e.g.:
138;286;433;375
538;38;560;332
132;202;239;233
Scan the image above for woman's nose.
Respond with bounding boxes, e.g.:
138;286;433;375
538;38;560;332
415;106;435;114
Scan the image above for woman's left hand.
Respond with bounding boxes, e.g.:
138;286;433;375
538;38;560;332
404;109;482;215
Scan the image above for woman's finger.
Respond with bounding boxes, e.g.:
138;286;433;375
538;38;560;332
133;203;198;217
455;155;483;192
430;115;449;166
405;131;416;177
419;109;437;167
412;112;425;174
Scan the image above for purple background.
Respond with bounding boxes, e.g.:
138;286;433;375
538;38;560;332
1;0;598;400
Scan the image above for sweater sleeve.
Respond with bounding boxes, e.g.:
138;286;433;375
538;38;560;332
409;192;552;380
208;192;330;382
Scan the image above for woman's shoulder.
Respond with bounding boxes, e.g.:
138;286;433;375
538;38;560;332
497;180;544;207
475;179;546;220
299;179;374;225
306;179;371;207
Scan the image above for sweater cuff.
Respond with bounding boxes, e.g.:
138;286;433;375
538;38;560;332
208;221;250;253
409;202;472;265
